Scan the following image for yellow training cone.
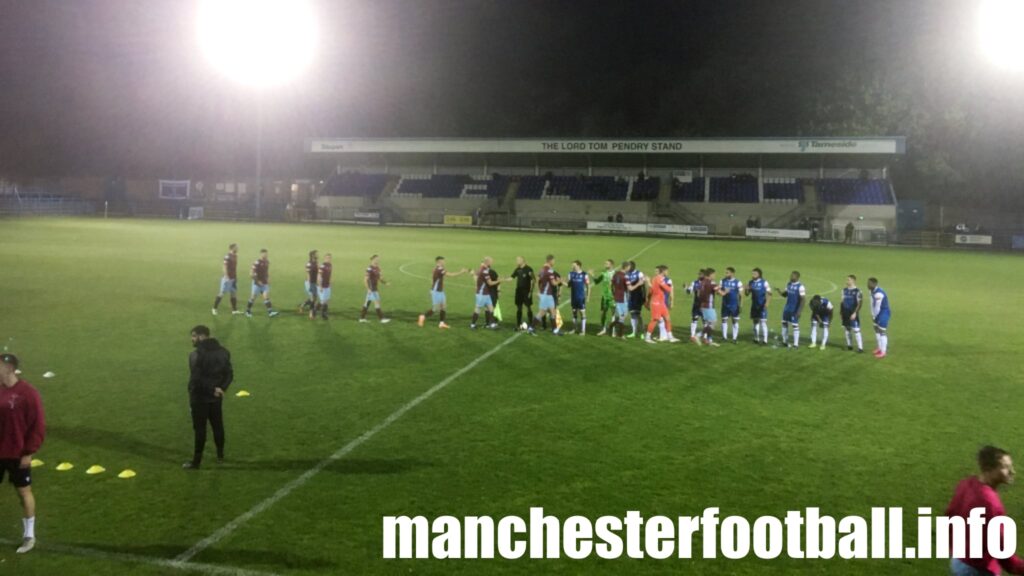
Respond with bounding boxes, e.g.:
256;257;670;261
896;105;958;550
117;469;136;479
55;462;74;471
30;459;44;468
235;390;250;397
86;465;106;475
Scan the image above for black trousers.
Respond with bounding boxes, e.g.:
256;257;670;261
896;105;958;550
191;400;225;463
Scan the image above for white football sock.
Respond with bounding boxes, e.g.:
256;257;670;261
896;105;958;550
821;326;829;347
760;320;769;343
732;322;739;341
23;517;34;539
630;317;637;334
658;320;667;340
781;324;788;343
855;329;863;350
793;325;800;347
845;330;852;347
721;321;728;339
752;322;759;340
690;320;697;338
880;333;888;353
581;317;586;333
810;321;818;346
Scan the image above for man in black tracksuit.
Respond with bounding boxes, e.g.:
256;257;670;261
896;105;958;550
510;256;535;329
184;325;233;469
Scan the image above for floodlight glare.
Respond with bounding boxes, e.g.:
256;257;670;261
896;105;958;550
197;0;317;88
978;0;1024;72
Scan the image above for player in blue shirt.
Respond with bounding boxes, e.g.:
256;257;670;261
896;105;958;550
626;261;647;338
745;267;771;345
840;275;865;353
808;295;834;350
719;267;743;344
775;270;806;348
868;277;891;359
567;261;591;336
687;269;706;342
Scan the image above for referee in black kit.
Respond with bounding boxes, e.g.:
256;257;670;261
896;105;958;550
184;325;233;470
511;256;535;329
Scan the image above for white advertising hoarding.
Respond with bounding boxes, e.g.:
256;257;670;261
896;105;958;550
745;228;811;240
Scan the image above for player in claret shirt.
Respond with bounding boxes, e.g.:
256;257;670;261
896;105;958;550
775;270;806;348
212;243;242;316
745;267;771;345
719;267;743;344
697;267;731;346
314;253;333;320
418;256;468;329
609;261;630;339
529;254;561;335
245;249;279;318
359;255;390;324
470;257;502;330
566;261;590;335
300;250;319;316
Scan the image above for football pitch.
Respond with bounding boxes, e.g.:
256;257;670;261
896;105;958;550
0;217;1020;575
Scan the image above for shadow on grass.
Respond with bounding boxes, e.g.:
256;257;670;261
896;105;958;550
61;540;337;571
48;424;182;463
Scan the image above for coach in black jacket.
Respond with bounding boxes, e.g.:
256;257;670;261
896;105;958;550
184;325;233;470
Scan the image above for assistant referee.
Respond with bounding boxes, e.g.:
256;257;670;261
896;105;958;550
184;325;233;470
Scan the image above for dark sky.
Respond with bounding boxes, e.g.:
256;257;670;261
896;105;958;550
0;0;1012;177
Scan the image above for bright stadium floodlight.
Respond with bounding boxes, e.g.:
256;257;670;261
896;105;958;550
978;0;1024;72
197;0;317;88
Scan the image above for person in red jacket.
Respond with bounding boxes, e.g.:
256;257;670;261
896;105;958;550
0;353;45;554
946;445;1024;576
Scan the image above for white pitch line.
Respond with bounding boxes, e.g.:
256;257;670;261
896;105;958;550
175;239;663;564
0;538;279;576
805;275;839;295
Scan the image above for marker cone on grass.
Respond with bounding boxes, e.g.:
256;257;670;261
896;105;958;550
117;469;136;479
56;462;74;471
30;459;44;468
86;465;106;475
235;390;251;397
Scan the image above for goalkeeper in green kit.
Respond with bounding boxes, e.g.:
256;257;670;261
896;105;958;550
590;259;617;336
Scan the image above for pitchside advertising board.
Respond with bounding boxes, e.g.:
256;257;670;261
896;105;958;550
745;228;812;240
954;234;993;245
587;222;709;235
307;138;905;155
443;215;474;226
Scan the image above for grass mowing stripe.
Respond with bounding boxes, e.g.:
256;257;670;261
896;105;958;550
0;538;280;576
174;239;663;565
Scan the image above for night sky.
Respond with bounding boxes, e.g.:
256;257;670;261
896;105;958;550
0;0;1018;178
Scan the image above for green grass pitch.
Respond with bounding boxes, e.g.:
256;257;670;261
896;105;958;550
0;217;1020;575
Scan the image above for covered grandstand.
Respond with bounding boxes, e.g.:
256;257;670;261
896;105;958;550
308;137;904;242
